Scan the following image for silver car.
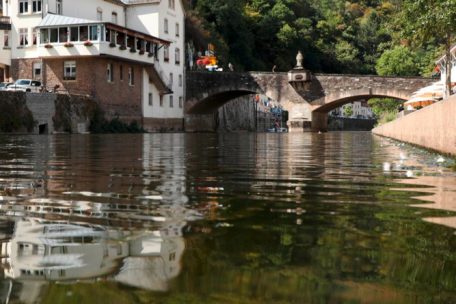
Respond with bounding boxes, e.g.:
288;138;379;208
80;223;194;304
6;79;42;92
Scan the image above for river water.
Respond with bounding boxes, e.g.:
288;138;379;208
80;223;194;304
0;132;456;303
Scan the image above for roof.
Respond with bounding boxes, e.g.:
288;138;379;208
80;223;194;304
37;14;99;28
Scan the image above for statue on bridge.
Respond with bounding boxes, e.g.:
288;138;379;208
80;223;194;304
295;51;304;70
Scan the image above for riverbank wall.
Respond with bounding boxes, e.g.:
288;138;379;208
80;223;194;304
328;117;376;131
0;91;97;134
372;95;456;155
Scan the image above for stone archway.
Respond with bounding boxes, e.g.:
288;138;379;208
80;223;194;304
310;90;409;132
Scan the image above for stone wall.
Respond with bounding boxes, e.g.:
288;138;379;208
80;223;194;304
26;93;56;134
328;117;376;131
373;95;456;155
0;91;34;132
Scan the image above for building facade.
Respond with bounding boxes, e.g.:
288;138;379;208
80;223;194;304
329;100;374;119
1;0;185;131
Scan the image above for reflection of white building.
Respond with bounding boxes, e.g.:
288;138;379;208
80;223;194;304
0;215;186;301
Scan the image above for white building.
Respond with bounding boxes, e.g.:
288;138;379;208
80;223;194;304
0;0;186;131
330;101;374;119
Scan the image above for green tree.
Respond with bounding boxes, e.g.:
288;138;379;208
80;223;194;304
368;98;399;117
343;105;353;117
376;46;419;76
398;0;456;97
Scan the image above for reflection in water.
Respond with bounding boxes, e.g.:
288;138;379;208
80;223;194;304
0;134;196;303
0;133;454;303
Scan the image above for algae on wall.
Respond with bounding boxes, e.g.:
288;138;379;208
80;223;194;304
54;94;98;133
0;92;35;132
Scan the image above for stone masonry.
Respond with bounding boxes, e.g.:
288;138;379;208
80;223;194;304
186;71;435;132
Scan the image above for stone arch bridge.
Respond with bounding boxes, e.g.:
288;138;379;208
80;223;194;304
185;71;434;132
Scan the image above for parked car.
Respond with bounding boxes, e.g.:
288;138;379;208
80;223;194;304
0;82;13;91
6;79;42;92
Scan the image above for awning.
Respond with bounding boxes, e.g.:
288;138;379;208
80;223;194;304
36;14;100;28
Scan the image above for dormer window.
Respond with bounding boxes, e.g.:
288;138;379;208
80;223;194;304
112;12;118;24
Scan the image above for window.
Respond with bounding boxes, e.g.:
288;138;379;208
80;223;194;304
4;32;9;48
89;25;98;41
178;74;182;87
58;27;67;43
97;8;103;21
179;96;183;108
169;95;173;108
19;0;28;14
32;29;37;45
56;0;62;14
119;65;123;81
160;96;163;107
164;45;169;62
32;0;42;13
168;0;175;9
148;93;153;106
176;23;179;37
63;61;76;80
169;72;173;87
70;27;78;41
175;48;180;65
112;12;118;24
107;63;113;82
128;67;134;85
33;62;41;80
164;18;168;34
19;28;28;46
50;28;58;43
80;26;88;41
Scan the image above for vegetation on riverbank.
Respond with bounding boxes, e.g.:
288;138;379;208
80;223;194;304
185;0;449;76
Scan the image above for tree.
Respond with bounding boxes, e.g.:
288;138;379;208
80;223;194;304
368;98;399;117
343;105;353;117
376;46;419;76
398;0;456;97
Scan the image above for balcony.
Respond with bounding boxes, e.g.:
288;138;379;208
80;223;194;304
36;15;170;65
0;16;11;30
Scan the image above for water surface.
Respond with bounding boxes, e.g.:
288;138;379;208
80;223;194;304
0;132;455;303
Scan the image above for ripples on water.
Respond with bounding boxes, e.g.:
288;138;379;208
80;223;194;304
0;132;455;303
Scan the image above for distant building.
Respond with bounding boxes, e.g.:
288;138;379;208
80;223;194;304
329;100;374;119
0;0;186;131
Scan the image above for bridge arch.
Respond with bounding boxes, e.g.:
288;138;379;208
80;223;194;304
312;88;409;113
187;90;259;114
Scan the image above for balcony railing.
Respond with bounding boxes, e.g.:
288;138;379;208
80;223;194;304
0;16;11;30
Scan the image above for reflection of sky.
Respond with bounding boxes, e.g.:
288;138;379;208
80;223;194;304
0;134;198;302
